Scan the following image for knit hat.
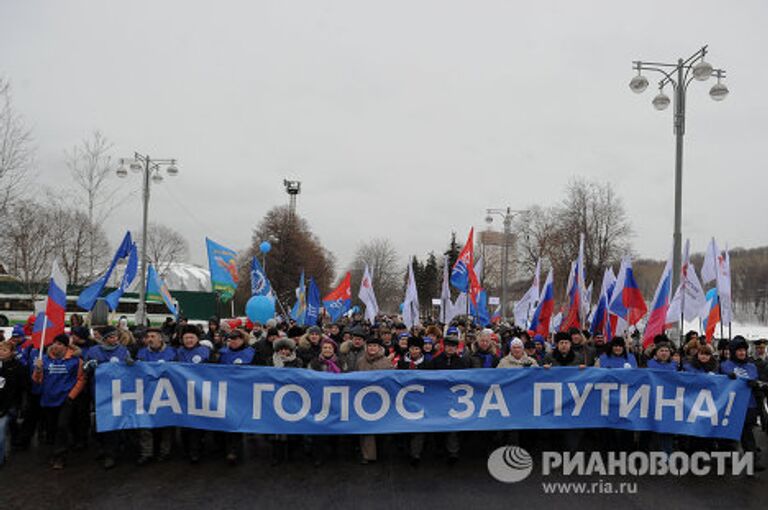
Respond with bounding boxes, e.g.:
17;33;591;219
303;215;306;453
443;335;460;346
510;338;524;349
11;324;25;338
532;334;545;345
274;337;297;351
307;326;322;335
320;337;338;352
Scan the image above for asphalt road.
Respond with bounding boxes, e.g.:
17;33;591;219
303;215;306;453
2;431;767;510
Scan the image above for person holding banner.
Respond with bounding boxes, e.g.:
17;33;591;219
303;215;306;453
266;336;303;466
720;336;764;471
307;337;342;467
356;335;393;464
32;334;86;470
84;326;132;470
431;334;469;464
174;325;211;464
135;328;176;466
594;337;637;369
396;335;432;466
215;329;255;465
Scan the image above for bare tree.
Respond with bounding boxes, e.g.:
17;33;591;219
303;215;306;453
139;222;190;278
45;194;111;285
515;178;632;300
0;202;57;297
349;238;403;313
66;130;117;277
0;78;34;215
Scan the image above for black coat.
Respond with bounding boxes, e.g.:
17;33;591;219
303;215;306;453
431;352;470;370
0;357;26;416
252;338;274;366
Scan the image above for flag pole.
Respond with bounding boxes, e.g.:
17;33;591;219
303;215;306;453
37;315;49;362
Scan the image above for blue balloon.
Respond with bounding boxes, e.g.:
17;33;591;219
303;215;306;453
246;295;275;323
259;241;272;254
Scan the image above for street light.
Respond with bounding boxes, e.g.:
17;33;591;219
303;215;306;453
629;45;727;291
116;152;179;326
485;207;529;320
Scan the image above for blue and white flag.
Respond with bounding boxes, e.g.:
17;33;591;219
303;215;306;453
305;277;322;326
250;256;272;297
77;231;133;311
104;241;139;311
290;271;307;325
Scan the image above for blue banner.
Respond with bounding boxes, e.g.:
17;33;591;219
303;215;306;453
95;364;750;440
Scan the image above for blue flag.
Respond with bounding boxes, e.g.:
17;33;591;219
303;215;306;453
104;242;138;311
305;277;321;326
290;271;307;325
250;256;272;297
470;289;491;326
77;231;133;311
146;264;178;317
206;238;239;303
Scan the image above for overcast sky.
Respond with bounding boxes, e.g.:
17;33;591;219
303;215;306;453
1;0;766;277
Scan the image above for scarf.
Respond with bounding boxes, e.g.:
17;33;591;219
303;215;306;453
404;353;425;369
272;351;297;368
319;354;341;373
477;351;494;368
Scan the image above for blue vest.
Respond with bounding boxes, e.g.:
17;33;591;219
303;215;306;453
598;353;637;369
39;356;80;408
137;346;177;363
720;359;758;408
175;345;211;364
86;344;131;365
646;359;677;371
218;346;255;365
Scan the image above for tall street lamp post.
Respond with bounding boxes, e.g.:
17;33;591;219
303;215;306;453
116;153;179;326
629;45;728;290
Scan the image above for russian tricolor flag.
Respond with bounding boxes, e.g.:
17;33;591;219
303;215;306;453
703;288;720;342
609;256;647;326
529;269;555;337
31;260;67;350
642;252;672;348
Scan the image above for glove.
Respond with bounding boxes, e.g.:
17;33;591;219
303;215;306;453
83;360;98;372
727;372;737;380
125;357;135;366
747;379;758;388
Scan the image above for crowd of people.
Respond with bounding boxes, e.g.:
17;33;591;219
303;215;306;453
0;312;766;472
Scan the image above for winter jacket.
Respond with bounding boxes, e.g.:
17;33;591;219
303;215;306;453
0;357;26;415
356;350;393;372
646;359;678;371
543;350;582;367
268;353;303;368
721;359;759;408
297;335;322;366
597;353;637;369
137;344;177;363
175;345;211;364
431;352;469;370
86;344;132;365
681;358;719;375
572;343;596;366
396;354;432;370
252;338;275;366
470;348;500;369
32;355;85;408
339;341;365;372
497;353;538;368
218;345;256;365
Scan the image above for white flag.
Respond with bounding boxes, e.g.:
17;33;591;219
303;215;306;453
717;245;732;325
474;256;484;283
402;261;420;329
513;259;540;327
358;263;379;324
447;293;468;325
550;312;563;333
577;234;589;322
666;239;707;325
701;237;719;284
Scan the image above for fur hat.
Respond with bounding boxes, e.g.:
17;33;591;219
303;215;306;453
52;333;70;346
274;337;297;351
407;336;424;350
180;325;201;338
443;335;460;346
